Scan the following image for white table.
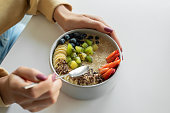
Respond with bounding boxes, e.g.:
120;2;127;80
1;0;170;113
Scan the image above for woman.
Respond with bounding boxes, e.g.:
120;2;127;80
0;0;122;112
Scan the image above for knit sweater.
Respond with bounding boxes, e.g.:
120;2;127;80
0;0;72;107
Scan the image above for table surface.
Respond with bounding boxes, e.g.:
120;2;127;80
1;0;170;113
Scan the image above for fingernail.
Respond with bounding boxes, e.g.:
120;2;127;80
104;27;113;33
52;73;57;82
36;74;47;81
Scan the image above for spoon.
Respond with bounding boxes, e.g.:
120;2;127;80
24;65;89;89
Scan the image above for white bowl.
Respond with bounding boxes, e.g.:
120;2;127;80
50;29;122;100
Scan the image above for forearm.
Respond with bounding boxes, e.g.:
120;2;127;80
27;0;72;22
53;5;71;29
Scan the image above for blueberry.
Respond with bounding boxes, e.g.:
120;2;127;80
78;41;84;44
87;35;93;39
69;33;74;38
77;35;83;40
95;36;99;40
73;32;81;38
69;38;77;44
76;42;80;46
64;34;70;40
95;40;99;44
76;39;80;42
59;38;65;44
77;37;81;40
81;33;87;38
70;43;75;48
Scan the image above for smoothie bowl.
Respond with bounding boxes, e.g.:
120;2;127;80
50;29;122;99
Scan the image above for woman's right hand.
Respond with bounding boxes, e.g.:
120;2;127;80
0;66;62;112
54;5;122;51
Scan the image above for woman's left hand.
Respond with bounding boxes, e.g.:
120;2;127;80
54;5;122;51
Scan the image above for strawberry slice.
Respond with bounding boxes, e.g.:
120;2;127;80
106;50;119;61
99;68;109;75
114;57;119;61
106;53;120;63
99;63;110;70
111;68;116;75
100;59;121;69
108;59;121;68
102;68;115;80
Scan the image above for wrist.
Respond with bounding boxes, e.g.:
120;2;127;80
53;5;72;29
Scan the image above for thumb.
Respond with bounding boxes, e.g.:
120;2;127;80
12;66;47;82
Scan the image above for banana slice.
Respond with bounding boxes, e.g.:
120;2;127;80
53;44;68;67
54;50;67;56
55;47;67;52
54;44;67;53
57;44;67;50
53;53;65;61
53;55;66;66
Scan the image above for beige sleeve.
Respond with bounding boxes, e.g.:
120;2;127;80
27;0;72;22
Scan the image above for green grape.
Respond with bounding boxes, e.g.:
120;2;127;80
85;39;93;46
70;60;78;69
75;46;83;53
66;56;72;63
82;42;88;48
86;55;93;63
84;46;93;55
92;44;98;51
75;57;81;64
66;43;73;55
81;48;85;52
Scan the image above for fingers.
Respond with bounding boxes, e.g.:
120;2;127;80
82;17;112;34
22;91;60;110
21;90;60;112
110;30;123;52
10;73;62;112
12;66;47;82
83;15;123;52
7;67;62;112
12;94;32;105
83;14;113;33
83;14;109;27
36;79;62;100
23;74;54;98
28;105;49;112
26;76;61;99
9;73;60;99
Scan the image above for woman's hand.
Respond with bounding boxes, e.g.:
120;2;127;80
54;5;122;51
0;66;62;112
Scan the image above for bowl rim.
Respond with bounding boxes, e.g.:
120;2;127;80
49;28;122;88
